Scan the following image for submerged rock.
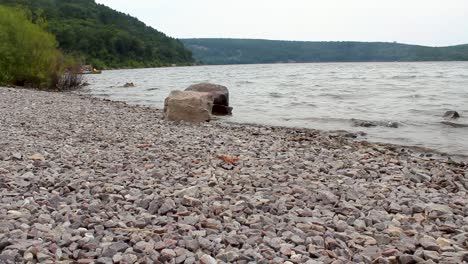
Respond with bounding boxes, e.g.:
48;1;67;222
443;110;460;119
351;119;399;128
123;82;135;87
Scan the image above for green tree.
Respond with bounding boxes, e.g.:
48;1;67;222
0;0;195;69
0;5;60;88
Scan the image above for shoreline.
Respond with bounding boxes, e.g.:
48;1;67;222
1;87;467;263
79;87;468;163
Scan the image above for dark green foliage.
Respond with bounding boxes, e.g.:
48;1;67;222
182;38;468;65
0;5;61;88
0;0;194;68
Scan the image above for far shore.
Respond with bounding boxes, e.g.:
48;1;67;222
0;86;467;263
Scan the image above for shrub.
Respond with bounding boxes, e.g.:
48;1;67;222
0;5;82;90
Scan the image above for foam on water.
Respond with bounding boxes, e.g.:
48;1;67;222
86;62;468;156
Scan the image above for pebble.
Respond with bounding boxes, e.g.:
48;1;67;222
0;88;466;263
200;254;217;264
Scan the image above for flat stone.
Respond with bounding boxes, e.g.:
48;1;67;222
200;254;217;264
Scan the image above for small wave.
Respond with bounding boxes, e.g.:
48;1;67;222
279;82;301;87
351;118;399;128
390;75;417;80
286;74;300;77
318;93;344;99
441;121;468;128
294;116;350;123
397;94;423;99
287;102;317;108
146;88;159;91
236;80;255;84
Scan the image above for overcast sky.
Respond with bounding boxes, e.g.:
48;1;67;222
95;0;468;47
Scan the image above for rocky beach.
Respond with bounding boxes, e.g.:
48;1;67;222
0;87;467;263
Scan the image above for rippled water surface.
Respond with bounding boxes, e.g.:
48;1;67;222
86;62;468;155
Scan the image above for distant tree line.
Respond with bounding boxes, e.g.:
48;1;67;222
0;0;194;69
182;38;468;65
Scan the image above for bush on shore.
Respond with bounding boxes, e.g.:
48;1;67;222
0;5;82;90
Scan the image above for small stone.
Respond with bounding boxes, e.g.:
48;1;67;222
386;227;402;236
427;204;452;216
216;251;238;262
182;196;202;207
121;254;138;263
158;199;176;215
290;235;305;244
37;252;51;262
29;153;45;161
108;242;128;253
134;241;149;253
318;190;338;204
399;254;417;264
12;152;22;160
24;251;34;261
112;253;123;263
200;254;217;264
423;250;441;261
7;210;23;217
161;249;176;260
419;235;440;251
291;254;303;263
436;237;452;248
280;244;293;256
353;219;366;230
96;257;113;264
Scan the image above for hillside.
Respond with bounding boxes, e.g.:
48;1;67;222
182;38;468;65
0;0;194;68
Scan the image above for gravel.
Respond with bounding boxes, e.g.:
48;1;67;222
0;87;467;263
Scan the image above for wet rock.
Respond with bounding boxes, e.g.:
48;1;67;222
443;110;460;119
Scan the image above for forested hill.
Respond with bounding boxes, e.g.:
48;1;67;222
182;38;468;65
0;0;194;68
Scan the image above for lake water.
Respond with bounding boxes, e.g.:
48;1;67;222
86;62;468;156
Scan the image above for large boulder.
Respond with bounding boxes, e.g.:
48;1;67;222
185;83;232;115
164;90;213;123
